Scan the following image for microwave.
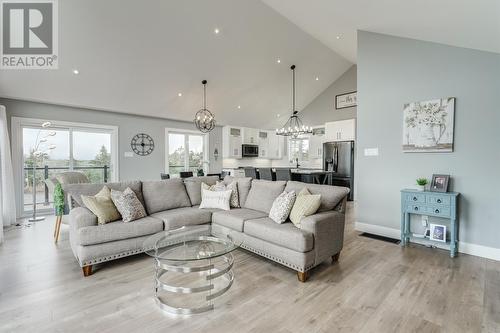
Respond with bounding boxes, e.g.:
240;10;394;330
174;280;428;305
242;144;259;157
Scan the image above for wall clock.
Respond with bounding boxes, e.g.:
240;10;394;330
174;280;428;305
131;133;154;156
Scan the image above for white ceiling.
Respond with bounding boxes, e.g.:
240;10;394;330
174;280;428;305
263;0;500;63
0;0;352;129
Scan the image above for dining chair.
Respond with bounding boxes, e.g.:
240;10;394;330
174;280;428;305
243;167;258;179
179;171;194;179
160;173;170;180
207;173;222;180
258;168;274;181
275;168;292;181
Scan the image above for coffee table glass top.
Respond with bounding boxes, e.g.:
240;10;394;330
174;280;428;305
143;225;240;261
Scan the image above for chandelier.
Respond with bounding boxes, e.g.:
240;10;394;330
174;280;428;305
194;80;216;133
276;65;312;138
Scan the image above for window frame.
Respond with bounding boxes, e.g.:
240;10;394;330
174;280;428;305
165;128;209;176
11;117;119;217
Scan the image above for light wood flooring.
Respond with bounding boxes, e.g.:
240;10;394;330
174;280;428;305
1;203;499;333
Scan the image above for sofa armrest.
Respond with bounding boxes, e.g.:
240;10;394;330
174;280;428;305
69;207;98;229
300;210;345;265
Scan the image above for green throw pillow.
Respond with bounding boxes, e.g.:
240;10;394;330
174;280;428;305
81;186;121;224
289;188;321;228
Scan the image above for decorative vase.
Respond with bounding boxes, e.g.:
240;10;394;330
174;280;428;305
417;185;425;192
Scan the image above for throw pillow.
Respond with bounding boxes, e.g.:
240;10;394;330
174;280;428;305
269;190;296;224
81;186;121;225
110;187;147;222
199;188;232;211
289;188;321;228
201;181;240;208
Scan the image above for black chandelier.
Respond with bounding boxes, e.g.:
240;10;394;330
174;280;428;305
194;80;216;133
276;65;312;137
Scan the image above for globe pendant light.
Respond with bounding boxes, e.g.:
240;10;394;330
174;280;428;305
194;80;216;133
276;65;312;138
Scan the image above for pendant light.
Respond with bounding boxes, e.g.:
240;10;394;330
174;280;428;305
194;80;216;133
276;65;312;138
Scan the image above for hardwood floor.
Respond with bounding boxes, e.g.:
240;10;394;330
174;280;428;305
1;203;499;332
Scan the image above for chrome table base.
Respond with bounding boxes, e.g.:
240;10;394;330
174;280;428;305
153;253;234;315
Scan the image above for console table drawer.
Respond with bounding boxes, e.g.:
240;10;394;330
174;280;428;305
407;205;425;213
428;206;451;217
405;194;425;204
426;195;450;205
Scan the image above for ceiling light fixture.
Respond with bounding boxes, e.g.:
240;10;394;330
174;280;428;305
194;80;216;133
276;65;312;138
72;69;79;75
214;28;220;34
276;58;281;63
315;77;319;81
237;105;241;109
336;35;341;40
178;92;182;97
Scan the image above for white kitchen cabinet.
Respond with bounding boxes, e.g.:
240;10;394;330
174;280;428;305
222;126;242;158
309;127;325;159
242;127;259;144
267;131;284;159
325;119;356;142
258;131;269;158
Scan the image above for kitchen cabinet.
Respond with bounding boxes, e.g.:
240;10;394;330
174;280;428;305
222;126;242;158
258;131;268;158
325;119;355;142
243;127;259;144
309;127;325;159
267;131;284;159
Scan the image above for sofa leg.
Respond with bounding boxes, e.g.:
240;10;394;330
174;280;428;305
297;271;309;282
82;265;93;277
332;252;341;264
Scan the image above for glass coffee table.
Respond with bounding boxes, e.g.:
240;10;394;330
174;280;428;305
143;225;240;315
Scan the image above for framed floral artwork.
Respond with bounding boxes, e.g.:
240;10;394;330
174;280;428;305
402;97;455;152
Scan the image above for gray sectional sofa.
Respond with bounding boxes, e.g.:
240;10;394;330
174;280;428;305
64;176;349;282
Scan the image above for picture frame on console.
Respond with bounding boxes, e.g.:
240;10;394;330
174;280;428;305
430;174;450;192
429;224;447;243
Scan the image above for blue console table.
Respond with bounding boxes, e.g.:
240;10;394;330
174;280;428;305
401;189;460;258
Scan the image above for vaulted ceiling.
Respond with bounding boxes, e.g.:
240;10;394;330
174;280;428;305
0;0;352;129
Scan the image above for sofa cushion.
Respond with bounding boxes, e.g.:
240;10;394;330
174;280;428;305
63;181;145;208
243;180;287;213
284;181;350;212
77;216;163;246
150;207;212;230
81;186;121;225
183;176;219;206
142;179;191;214
244;217;314;253
212;208;267;232
223;176;252;206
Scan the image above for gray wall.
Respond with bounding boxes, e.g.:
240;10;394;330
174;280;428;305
1;98;223;182
300;65;357;125
357;31;500;249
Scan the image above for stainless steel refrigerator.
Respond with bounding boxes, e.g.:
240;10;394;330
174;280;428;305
323;141;354;200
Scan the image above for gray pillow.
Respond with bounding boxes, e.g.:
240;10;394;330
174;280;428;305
223;176;252;206
111;188;147;222
142;179;191;214
284;181;350;212
243;180;287;213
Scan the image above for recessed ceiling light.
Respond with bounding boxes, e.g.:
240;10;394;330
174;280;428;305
315;77;319;81
214;28;220;34
72;69;79;75
178;92;182;97
336;35;341;40
277;114;280;118
237;105;241;109
276;58;281;63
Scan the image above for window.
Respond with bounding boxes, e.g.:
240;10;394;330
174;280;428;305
166;130;208;177
289;137;309;162
13;118;118;216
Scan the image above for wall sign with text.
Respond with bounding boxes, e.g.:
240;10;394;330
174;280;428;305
335;91;357;109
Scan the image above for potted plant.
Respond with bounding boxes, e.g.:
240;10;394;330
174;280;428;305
416;178;428;191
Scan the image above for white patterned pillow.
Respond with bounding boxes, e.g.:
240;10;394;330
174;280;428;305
201;181;239;208
269;190;296;224
199;189;232;211
110;187;147;222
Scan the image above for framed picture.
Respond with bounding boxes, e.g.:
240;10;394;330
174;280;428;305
429;224;447;243
430;174;450;192
402;97;455;152
335;91;357;109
